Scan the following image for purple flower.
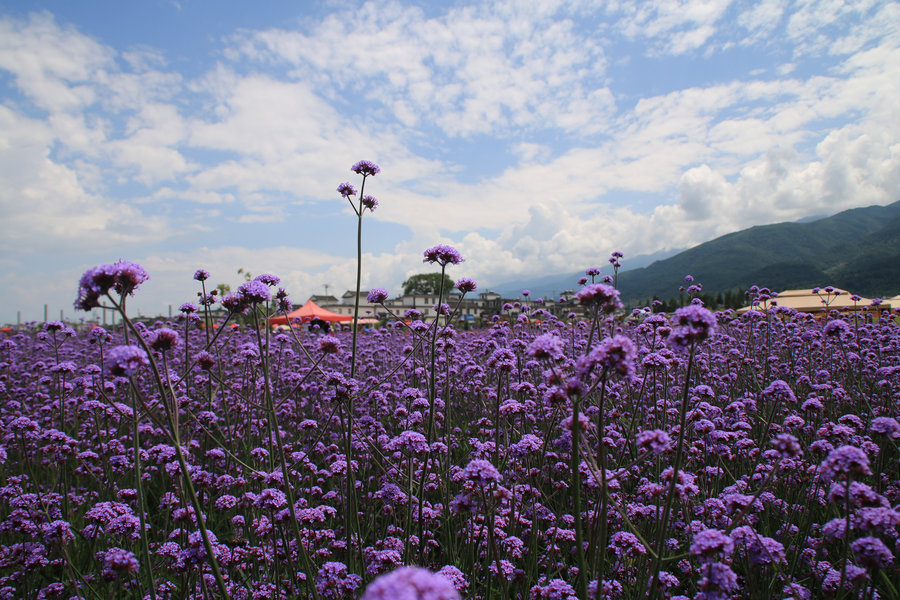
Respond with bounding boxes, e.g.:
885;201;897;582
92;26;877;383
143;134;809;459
869;417;900;439
100;547;139;578
237;280;271;304
455;278;477;293
351;160;380;177
823;319;851;338
361;195;378;211
530;578;577;599
149;328;179;352
317;562;362;599
697;562;738;594
423;245;463;266
575;283;621;313
337;182;357;198
254;273;280;286
820;445;873;481
179;302;198;314
636;429;672;455
362;566;459;600
319;335;342;354
608;532;646;558
75;260;150;310
460;459;502;486
690;529;734;562
193;269;210;281
368;288;389;303
667;304;716;350
771;433;803;459
436;565;469;593
578;334;636;377
527;333;565;361
106;346;148;377
762;379;797;404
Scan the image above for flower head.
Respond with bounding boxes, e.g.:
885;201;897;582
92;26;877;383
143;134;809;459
423;245;463;266
821;445;872;481
193;269;210;281
636;429;672;455
106;346;149;377
351;160;380;177
361;195;378;211
237;280;271;304
367;288;389;304
690;529;734;562
667;304;716;350
578;334;636;377
575;283;621;313
455;278;477;293
337;182;357;198
362;566;459;600
149;328;179;352
527;333;565;361
75;260;150;310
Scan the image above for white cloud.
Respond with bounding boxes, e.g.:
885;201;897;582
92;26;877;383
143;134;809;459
236;1;612;137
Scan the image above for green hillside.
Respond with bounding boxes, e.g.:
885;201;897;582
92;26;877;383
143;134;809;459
617;201;900;303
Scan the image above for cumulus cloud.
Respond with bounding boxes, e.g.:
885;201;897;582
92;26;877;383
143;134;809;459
1;1;900;322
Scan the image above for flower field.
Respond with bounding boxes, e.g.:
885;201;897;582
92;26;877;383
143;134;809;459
0;255;898;600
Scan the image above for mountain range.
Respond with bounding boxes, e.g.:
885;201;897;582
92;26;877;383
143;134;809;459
493;201;900;304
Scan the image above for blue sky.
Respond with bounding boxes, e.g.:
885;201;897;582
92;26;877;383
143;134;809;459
1;0;898;323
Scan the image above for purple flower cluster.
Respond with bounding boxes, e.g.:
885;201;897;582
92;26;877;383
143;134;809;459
423;245;463;266
3;257;897;600
74;260;150;310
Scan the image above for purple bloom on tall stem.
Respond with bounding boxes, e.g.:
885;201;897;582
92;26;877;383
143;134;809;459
455;278;477;293
636;429;672;454
527;333;565;361
667;304;716;350
337;182;357;198
362;566;459;600
579;334;636;377
74;260;150;310
576;283;621;313
367;288;389;304
423;245;464;266
821;445;872;481
851;536;894;570
106;345;149;377
824;319;851;338
351;160;380;177
237;280;271;304
193;269;210;281
690;529;734;562
361;195;378;211
149;328;179;352
254;273;280;286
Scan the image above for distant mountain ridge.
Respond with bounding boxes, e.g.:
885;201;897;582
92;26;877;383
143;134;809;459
491;201;900;303
491;247;684;299
615;201;900;302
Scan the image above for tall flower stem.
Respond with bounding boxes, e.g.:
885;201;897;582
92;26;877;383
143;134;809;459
571;394;588;599
418;264;447;559
349;175;367;380
648;342;696;599
113;301;230;599
251;307;321;599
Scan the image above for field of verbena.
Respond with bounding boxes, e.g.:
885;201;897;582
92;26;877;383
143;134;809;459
1;299;898;599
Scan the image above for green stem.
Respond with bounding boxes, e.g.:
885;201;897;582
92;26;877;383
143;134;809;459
648;343;696;600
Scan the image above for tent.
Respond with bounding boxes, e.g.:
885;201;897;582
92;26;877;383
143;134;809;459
268;299;353;326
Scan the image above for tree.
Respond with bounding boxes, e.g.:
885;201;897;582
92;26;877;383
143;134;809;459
402;272;455;296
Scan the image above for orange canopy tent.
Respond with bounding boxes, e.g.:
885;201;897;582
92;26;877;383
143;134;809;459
268;299;353;326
